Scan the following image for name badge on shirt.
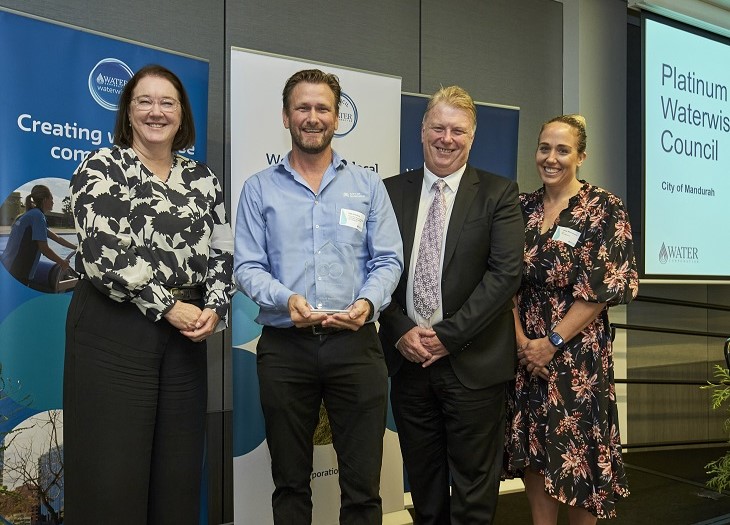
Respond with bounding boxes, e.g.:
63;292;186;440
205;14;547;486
340;208;365;232
552;226;580;247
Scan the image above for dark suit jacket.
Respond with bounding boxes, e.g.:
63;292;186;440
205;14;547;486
379;165;525;389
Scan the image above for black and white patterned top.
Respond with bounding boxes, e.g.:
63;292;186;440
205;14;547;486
70;146;234;325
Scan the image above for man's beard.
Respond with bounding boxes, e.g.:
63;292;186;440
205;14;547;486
291;128;334;154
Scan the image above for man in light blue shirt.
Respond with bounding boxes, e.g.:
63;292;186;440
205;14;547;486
234;69;403;525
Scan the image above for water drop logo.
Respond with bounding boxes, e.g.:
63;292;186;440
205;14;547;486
335;92;358;137
659;243;668;264
88;58;134;111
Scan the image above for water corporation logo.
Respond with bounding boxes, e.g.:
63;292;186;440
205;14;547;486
88;59;134;111
658;242;699;264
335;92;358;138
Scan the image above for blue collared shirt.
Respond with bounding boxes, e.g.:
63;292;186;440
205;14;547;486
234;151;404;327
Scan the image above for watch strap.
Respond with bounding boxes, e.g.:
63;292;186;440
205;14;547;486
548;330;565;349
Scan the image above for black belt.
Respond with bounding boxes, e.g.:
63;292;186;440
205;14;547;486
167;286;204;301
297;325;345;336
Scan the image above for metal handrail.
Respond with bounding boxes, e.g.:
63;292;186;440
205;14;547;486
610;324;729;385
609;304;730;451
634;295;730;312
622;439;728;449
610;322;730;341
615;378;708;386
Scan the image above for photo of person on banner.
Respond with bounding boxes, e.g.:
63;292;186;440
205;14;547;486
0;184;77;288
234;68;404;525
64;64;234;525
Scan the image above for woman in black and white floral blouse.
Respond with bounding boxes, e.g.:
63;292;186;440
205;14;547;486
64;64;234;524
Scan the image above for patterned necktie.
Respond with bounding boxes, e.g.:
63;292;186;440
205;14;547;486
414;179;446;319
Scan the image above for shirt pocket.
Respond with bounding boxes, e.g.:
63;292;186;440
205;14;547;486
335;205;367;246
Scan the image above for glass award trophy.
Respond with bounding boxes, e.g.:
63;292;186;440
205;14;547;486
304;241;355;313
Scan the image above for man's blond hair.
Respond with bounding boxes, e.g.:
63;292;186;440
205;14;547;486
423;85;477;132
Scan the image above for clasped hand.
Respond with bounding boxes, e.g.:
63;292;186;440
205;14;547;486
516;337;555;381
396;326;449;368
287;294;370;331
164;301;220;343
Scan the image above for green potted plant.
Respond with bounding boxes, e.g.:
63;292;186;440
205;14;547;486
704;362;730;491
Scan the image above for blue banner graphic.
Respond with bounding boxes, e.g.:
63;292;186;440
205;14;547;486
0;9;209;523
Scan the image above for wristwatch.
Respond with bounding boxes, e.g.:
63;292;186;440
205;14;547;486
359;298;375;322
548;330;565;349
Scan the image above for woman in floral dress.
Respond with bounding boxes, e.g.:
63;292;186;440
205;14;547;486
503;115;639;524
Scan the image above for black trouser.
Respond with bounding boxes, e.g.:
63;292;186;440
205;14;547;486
64;278;207;524
257;323;388;525
391;359;507;525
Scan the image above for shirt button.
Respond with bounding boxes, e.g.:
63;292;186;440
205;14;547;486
315;224;320;229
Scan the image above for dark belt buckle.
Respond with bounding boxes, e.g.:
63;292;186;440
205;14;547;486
312;324;340;336
311;324;328;335
169;287;202;301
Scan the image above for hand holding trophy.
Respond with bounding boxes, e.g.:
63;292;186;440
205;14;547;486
305;241;355;314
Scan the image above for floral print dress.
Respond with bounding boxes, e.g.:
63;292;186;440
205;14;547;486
503;181;639;518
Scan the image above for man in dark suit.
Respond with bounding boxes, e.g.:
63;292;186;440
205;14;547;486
379;85;524;525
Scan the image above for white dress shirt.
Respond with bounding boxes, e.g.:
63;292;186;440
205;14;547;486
406;164;466;328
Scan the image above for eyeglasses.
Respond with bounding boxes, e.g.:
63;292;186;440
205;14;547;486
131;96;180;113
